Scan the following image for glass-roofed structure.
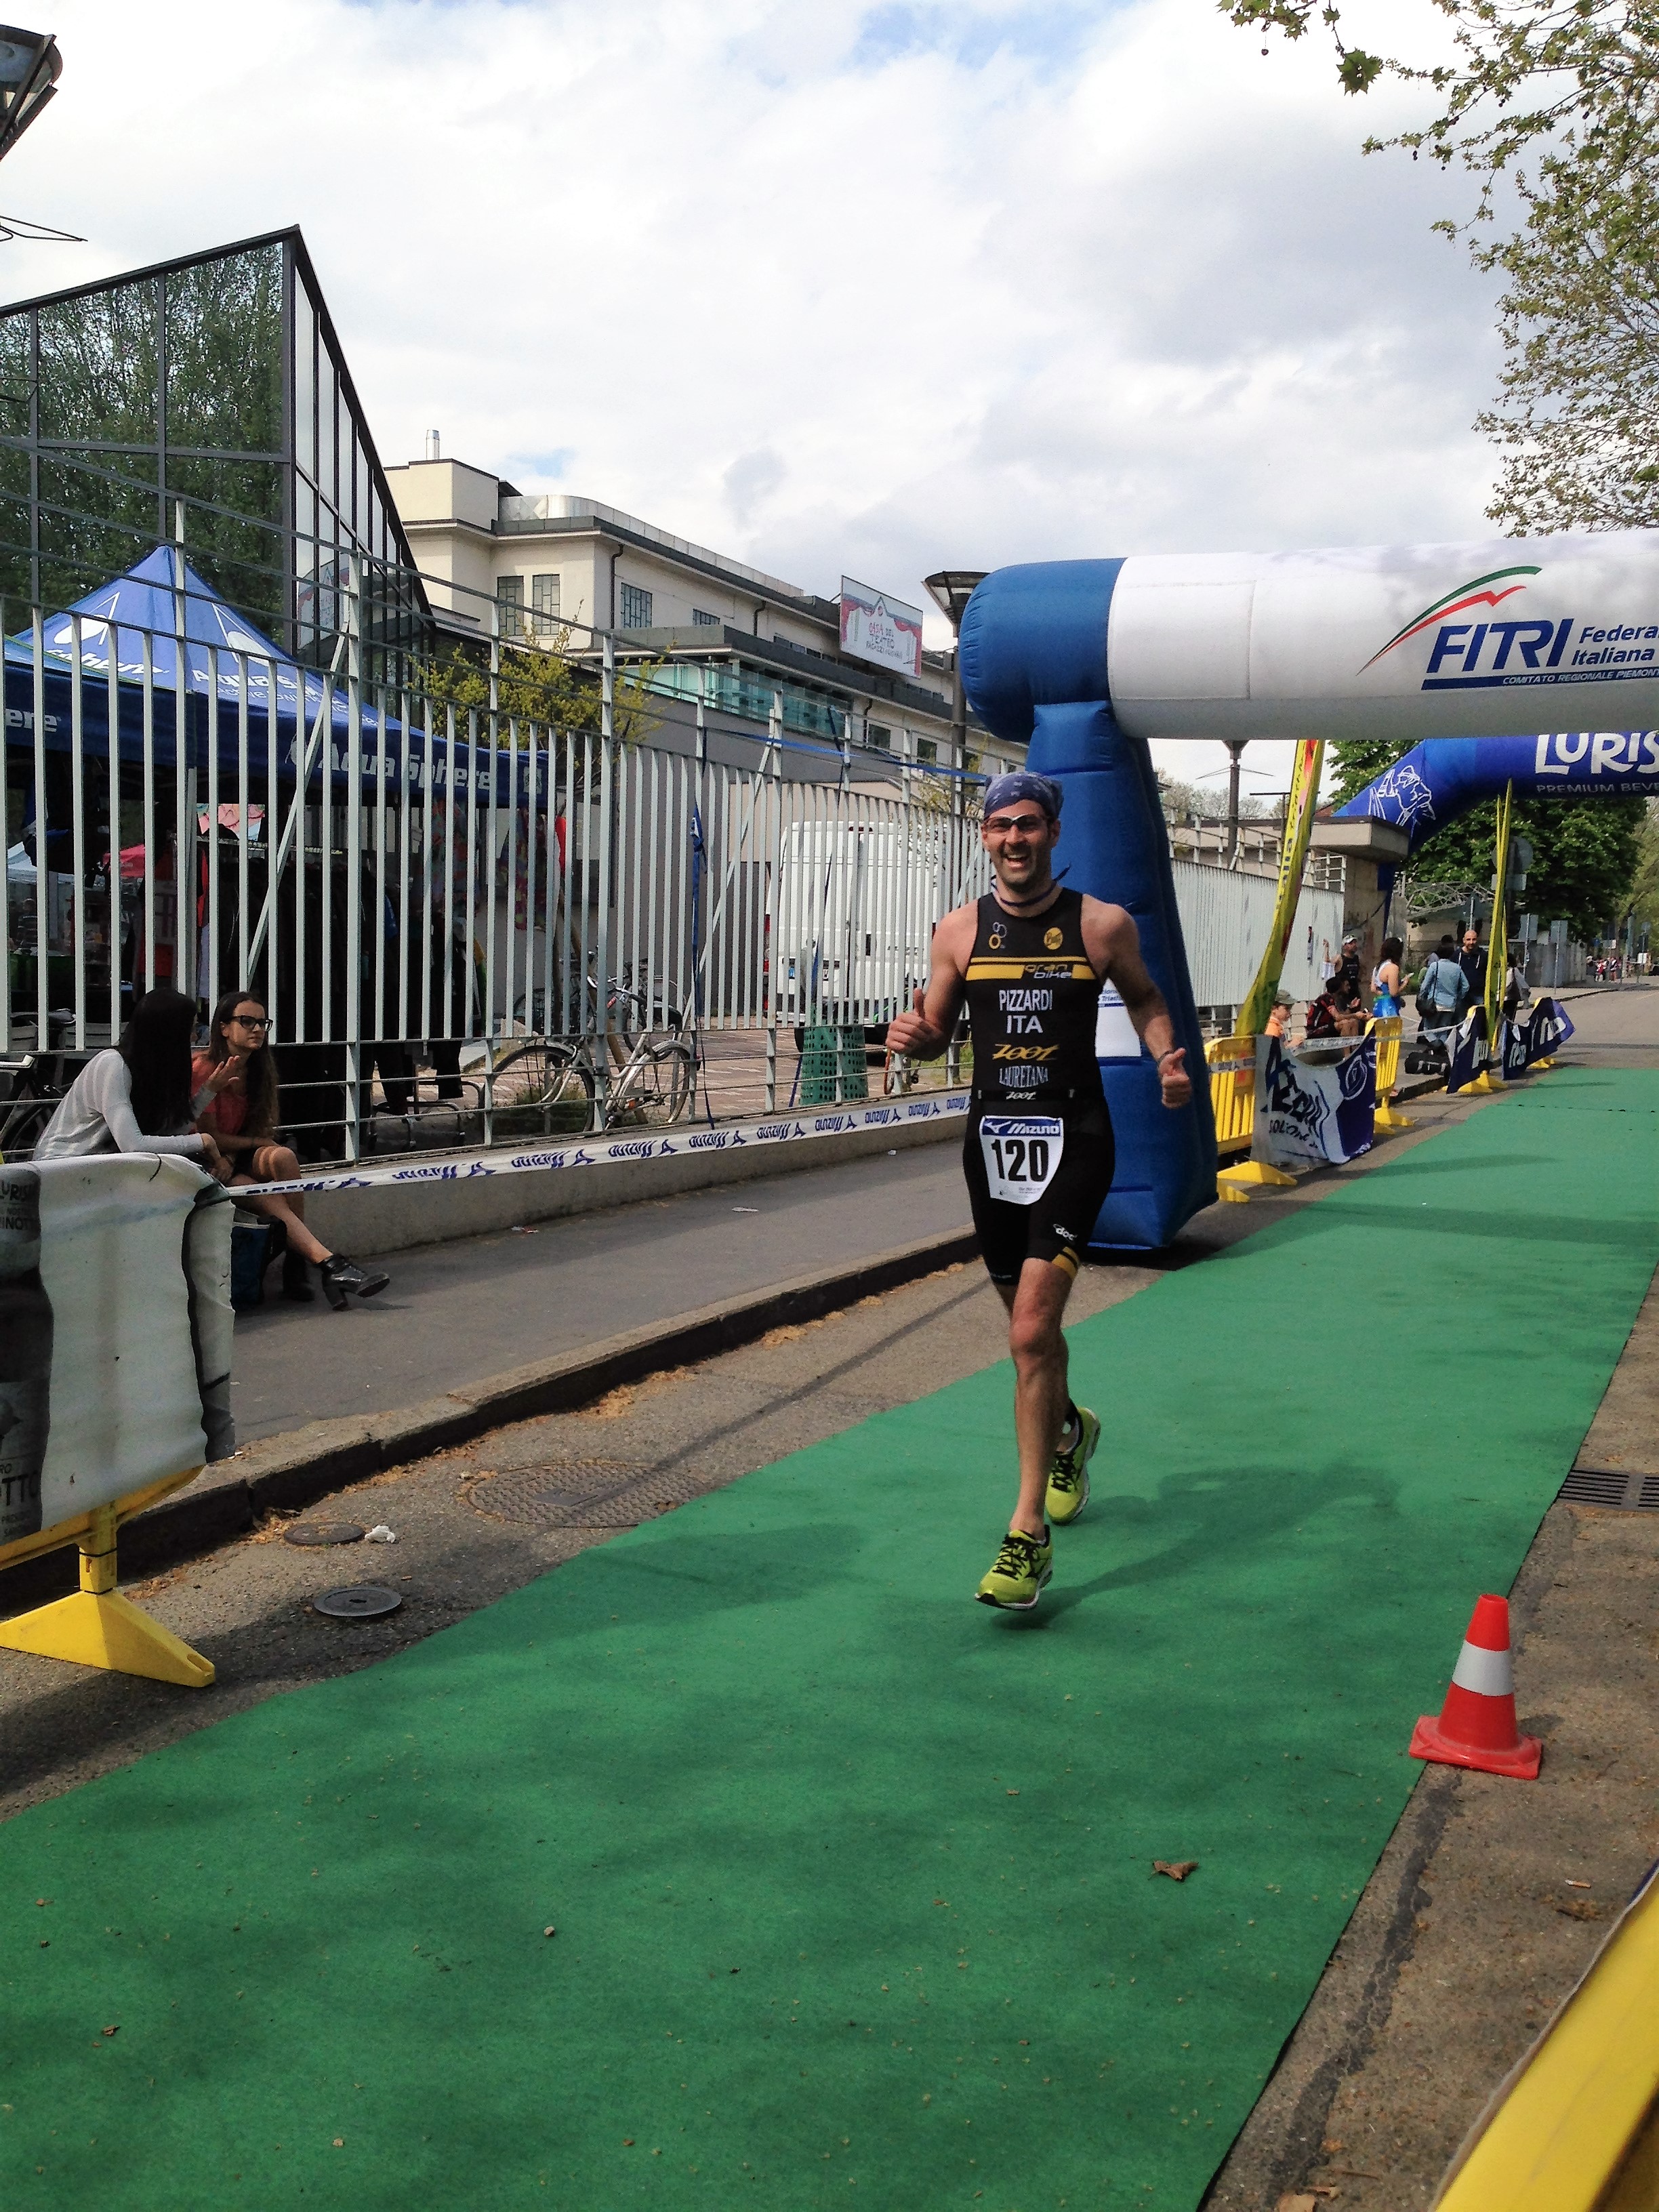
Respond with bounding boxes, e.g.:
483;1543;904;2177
0;226;429;670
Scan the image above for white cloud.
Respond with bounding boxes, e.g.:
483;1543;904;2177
1;0;1503;800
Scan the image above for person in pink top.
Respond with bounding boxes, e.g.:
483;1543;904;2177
194;990;390;1311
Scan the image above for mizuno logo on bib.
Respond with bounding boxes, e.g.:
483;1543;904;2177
979;1115;1064;1206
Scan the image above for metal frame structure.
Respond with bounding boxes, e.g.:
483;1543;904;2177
3;556;989;1160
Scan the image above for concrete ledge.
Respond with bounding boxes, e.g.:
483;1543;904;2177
304;1109;964;1256
0;1223;980;1616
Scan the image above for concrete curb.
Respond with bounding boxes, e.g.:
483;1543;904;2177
0;1224;981;1615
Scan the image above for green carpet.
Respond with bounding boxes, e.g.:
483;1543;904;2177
4;1069;1657;2211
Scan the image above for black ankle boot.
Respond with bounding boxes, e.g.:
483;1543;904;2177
281;1250;314;1303
319;1254;392;1310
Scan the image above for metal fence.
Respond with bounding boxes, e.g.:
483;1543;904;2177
3;558;992;1161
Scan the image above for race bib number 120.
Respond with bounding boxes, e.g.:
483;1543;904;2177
979;1115;1064;1206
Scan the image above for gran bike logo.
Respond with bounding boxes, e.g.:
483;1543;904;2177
1363;564;1659;691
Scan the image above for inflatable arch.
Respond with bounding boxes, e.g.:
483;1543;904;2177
1336;729;1659;853
960;529;1659;1249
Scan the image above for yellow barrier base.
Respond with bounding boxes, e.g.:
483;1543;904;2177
1218;1159;1298;1190
1374;1100;1415;1130
0;1500;214;1689
1459;1069;1506;1096
1216;1177;1251;1204
0;1588;215;1687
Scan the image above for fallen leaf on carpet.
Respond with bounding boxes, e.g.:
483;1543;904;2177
1153;1860;1198;1881
1555;1898;1601;1920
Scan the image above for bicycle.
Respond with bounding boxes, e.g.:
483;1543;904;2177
0;1051;79;1159
487;1021;695;1136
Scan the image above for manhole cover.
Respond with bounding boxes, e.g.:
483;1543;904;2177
284;1520;366;1547
1559;1467;1659;1511
467;1460;678;1528
312;1584;403;1620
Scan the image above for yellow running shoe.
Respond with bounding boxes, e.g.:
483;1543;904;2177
976;1525;1053;1610
1045;1404;1101;1526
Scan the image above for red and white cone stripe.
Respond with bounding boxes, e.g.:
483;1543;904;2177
1410;1593;1541;1780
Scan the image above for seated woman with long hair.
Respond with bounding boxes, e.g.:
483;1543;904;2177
192;990;390;1311
35;987;230;1175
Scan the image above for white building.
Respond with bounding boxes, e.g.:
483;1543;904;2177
384;455;1019;781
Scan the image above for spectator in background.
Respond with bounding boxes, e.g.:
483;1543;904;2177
1372;935;1405;1017
1460;925;1488;1002
1265;987;1294;1039
193;989;391;1312
1336;933;1364;1004
1418;936;1470;1036
35;987;228;1172
1303;977;1346;1040
1504;949;1531;1021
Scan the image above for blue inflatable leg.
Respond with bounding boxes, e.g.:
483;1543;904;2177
1026;699;1218;1250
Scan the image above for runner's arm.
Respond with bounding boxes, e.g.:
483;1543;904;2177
885;909;972;1061
1084;901;1193;1109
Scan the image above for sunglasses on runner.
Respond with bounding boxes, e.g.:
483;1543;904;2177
983;813;1050;838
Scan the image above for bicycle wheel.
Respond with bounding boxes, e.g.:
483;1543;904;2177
608;1040;695;1126
0;1093;57;1159
489;1043;595;1135
644;1040;695;1124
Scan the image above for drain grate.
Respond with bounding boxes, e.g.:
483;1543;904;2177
466;1460;689;1528
1558;1467;1659;1511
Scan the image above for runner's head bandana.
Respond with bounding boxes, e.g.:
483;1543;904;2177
983;771;1063;823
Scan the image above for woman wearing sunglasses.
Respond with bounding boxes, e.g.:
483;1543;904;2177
193;991;390;1311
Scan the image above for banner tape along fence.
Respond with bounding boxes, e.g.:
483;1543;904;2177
244;1087;973;1198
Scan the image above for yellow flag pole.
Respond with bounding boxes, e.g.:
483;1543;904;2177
1238;737;1325;1036
1462;779;1513;1094
1484;780;1512;1042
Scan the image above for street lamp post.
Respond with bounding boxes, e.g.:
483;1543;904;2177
1223;739;1247;861
922;570;987;1091
922;571;988;808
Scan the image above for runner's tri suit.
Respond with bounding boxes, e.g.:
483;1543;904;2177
960;888;1116;1284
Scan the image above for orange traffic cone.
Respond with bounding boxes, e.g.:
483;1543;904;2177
1409;1593;1541;1780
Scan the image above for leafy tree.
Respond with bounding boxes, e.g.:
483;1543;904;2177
1222;3;1659;527
1632;798;1659;933
411;632;663;748
1330;737;1645;939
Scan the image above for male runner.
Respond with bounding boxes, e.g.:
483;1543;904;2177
886;771;1192;1610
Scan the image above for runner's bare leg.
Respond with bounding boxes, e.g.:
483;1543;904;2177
996;1257;1076;1537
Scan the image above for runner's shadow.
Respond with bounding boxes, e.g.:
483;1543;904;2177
998;1460;1398;1630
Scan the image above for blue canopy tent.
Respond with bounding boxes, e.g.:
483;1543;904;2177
4;546;544;807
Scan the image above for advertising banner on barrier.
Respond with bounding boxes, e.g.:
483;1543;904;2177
1524;996;1576;1064
1447;1007;1488;1092
0;1157;233;1559
250;1089;973;1199
1254;1033;1376;1170
1501;1016;1530;1080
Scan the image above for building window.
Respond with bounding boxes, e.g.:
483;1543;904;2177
867;723;892;752
618;581;653;630
691;607;720;627
497;575;527;638
916;737;938;764
531;573;560;636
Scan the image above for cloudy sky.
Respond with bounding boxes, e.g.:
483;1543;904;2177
1;0;1500;800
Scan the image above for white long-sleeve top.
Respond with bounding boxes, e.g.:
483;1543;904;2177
33;1049;209;1163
